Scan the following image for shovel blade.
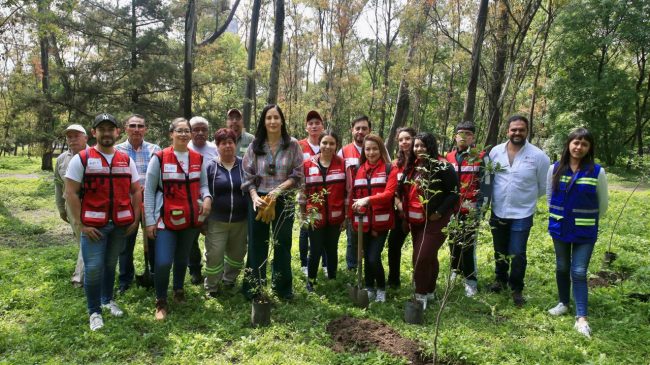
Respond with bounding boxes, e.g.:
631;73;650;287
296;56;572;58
348;284;359;304
356;288;370;308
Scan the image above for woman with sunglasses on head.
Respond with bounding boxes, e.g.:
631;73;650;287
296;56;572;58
400;132;459;310
299;130;346;293
144;118;212;320
546;128;608;338
241;104;304;301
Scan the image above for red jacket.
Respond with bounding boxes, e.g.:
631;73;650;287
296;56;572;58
298;139;319;161
156;147;203;230
446;148;485;214
80;147;134;227
349;160;395;233
303;155;346;229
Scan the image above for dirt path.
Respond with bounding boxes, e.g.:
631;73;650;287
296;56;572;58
0;173;42;179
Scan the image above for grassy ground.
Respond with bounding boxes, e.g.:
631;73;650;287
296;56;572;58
0;155;649;364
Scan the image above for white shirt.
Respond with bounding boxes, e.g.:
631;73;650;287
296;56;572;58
489;140;550;219
65;147;140;184
188;140;218;161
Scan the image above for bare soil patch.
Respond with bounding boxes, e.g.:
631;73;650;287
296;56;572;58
588;270;628;288
327;315;432;364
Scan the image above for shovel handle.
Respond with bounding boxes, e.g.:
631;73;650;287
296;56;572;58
355;212;364;287
140;201;148;253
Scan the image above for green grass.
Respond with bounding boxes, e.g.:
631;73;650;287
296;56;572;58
1;157;649;364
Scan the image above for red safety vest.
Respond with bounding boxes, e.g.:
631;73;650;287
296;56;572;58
80;147;134;227
303;155;347;229
350;160;394;233
298;139;319;161
446;148;485;214
156;147;203;230
341;143;361;169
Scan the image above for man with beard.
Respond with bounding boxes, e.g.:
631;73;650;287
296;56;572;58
65;113;141;330
115;114;161;293
54;124;89;287
488;115;549;307
226;108;254;157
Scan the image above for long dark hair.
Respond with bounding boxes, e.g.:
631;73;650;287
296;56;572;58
396;127;416;169
359;134;390;166
251;104;291;155
407;132;440;170
552;128;596;191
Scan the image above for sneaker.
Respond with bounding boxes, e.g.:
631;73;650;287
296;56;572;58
306;280;315;293
190;273;203;285
548;302;569;316
155;299;167;321
449;272;458;283
375;289;386;303
72;281;83;289
101;300;124;317
426;291;437;301
89;312;104;331
488;281;506;293
301;266;308;276
512;291;526;307
366;289;376;301
464;280;478;298
173;289;186;303
574;319;591;338
414;293;428;310
322;267;328;277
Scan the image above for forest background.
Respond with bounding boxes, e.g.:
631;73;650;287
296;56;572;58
1;0;649;168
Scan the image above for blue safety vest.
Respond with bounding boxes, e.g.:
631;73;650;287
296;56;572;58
548;163;601;244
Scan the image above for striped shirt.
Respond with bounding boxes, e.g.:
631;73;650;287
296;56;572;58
116;139;161;185
242;138;304;194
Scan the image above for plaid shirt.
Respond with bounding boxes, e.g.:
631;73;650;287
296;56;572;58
242;138;304;194
116;139;161;185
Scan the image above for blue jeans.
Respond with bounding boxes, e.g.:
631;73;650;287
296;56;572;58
81;222;126;315
118;229;138;289
345;221;357;270
553;239;594;317
489;213;533;292
154;228;199;299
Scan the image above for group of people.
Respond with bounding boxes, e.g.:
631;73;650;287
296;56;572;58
54;106;607;338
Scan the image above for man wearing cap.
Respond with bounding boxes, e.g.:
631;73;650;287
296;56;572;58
226;108;254;158
187;116;218;284
65;113;141;331
115;114;161;293
445;121;492;297
54;124;89;287
297;110;327;276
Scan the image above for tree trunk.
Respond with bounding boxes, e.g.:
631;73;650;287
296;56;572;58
485;0;509;148
131;0;139;106
529;0;553;140
182;0;196;119
38;0;53;171
462;0;489;123
243;0;262;130
267;0;285;105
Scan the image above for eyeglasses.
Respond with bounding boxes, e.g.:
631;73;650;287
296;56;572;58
174;129;191;134
128;124;146;129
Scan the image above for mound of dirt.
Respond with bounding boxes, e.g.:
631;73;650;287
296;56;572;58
327;315;431;364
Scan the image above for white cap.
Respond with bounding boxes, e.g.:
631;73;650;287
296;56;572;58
64;124;87;135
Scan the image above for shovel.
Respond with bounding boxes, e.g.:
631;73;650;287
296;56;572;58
348;213;369;308
135;204;154;288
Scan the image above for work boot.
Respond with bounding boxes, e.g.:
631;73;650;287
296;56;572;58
173;289;186;303
512;291;526;307
488;281;506;293
190;272;203;285
155;299;167;321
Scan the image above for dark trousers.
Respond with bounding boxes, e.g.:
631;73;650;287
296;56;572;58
490;213;533;292
299;226;327;268
345;221;357;269
361;231;387;290
242;196;294;299
411;213;451;294
307;224;341;280
118;228;156;289
188;235;202;276
387;214;409;288
448;214;478;282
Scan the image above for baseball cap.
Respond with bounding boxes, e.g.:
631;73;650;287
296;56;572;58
227;108;242;118
306;110;322;122
64;124;87;135
455;121;476;133
93;113;119;128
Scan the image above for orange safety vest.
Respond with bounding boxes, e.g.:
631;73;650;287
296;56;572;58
350;160;394;233
446;149;485;214
303;155;347;229
80;147;134;227
156;147;203;230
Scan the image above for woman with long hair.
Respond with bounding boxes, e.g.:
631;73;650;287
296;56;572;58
241;104;304;300
546;128;608;338
350;134;399;302
401;132;458;309
144;117;212;320
387;127;416;289
300;130;346;292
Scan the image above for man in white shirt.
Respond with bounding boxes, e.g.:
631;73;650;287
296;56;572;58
187;116;217;284
488;115;550;307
